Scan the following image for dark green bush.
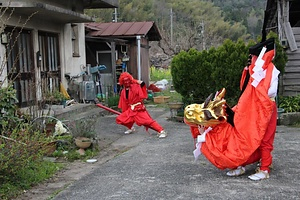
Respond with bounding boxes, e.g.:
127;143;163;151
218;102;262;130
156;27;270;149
0;85;19;132
278;95;300;113
171;32;287;106
171;40;249;106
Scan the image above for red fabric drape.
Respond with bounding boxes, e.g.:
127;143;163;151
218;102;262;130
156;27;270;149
200;50;276;169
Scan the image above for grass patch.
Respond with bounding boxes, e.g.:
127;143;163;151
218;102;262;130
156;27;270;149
146;89;183;109
148;67;182;108
161;90;182;102
0;140;98;200
0;160;64;200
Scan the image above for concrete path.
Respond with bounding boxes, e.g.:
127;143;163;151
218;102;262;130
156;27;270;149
54;107;300;200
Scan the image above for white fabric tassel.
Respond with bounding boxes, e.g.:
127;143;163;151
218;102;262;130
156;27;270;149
193;127;213;160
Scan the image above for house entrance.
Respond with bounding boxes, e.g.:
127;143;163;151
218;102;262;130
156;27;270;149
38;32;61;101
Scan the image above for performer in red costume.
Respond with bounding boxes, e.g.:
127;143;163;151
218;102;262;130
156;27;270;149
116;72;167;138
226;39;279;181
186;38;279;181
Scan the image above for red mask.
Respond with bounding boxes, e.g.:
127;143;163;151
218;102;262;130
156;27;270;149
123;77;131;88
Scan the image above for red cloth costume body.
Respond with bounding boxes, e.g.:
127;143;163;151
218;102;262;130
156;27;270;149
116;76;164;133
192;49;278;172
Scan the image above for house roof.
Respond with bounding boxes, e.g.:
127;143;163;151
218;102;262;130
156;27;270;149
0;1;117;24
85;21;162;41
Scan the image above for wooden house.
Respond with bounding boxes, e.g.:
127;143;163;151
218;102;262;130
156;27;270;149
85;22;162;95
0;0;118;107
265;0;300;96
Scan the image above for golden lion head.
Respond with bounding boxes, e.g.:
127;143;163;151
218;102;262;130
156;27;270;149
184;88;227;127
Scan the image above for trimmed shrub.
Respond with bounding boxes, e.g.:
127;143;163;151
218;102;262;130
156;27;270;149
171;33;287;106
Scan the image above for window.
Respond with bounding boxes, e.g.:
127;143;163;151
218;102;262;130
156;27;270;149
38;32;60;72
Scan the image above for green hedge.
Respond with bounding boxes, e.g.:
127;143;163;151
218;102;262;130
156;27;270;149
171;32;287;106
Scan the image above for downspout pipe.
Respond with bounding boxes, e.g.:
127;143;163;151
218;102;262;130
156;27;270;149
136;35;141;80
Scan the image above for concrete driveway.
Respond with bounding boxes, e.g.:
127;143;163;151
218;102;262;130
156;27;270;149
54;107;300;200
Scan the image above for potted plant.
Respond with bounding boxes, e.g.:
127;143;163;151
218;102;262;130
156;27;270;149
167;102;184;109
167;101;184;119
68;119;97;153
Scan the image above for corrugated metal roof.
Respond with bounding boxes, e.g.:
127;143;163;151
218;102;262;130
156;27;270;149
85;21;162;41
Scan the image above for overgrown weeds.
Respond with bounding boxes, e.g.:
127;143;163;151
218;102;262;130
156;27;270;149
0;84;98;199
150;66;172;82
67;118;97;139
0;121;64;199
107;95;120;107
0;160;64;199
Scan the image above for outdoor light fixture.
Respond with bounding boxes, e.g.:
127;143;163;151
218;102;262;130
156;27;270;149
1;32;8;44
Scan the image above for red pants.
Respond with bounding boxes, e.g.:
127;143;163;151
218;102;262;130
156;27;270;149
116;108;163;133
242;102;277;172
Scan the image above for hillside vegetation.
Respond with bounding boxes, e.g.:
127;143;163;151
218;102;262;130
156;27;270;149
85;0;266;53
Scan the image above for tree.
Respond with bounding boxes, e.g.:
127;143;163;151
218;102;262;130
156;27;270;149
85;0;250;50
152;0;249;57
84;0;264;65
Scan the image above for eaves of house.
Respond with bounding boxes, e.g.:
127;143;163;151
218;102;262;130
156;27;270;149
0;0;118;24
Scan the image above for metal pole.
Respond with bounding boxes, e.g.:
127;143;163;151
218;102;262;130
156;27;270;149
170;8;173;46
114;8;118;22
201;21;205;50
136;36;141;80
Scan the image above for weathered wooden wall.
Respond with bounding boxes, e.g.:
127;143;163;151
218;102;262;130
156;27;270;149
282;27;300;96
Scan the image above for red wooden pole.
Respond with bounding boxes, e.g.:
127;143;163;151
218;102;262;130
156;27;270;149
95;103;121;115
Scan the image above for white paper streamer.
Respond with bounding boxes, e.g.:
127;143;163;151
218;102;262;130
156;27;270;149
193;127;213;160
251;47;267;88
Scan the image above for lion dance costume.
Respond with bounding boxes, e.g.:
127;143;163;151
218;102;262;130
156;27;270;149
184;38;279;180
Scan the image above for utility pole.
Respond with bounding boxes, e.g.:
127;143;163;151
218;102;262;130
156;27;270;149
170;8;173;46
201;21;205;50
113;8;118;22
